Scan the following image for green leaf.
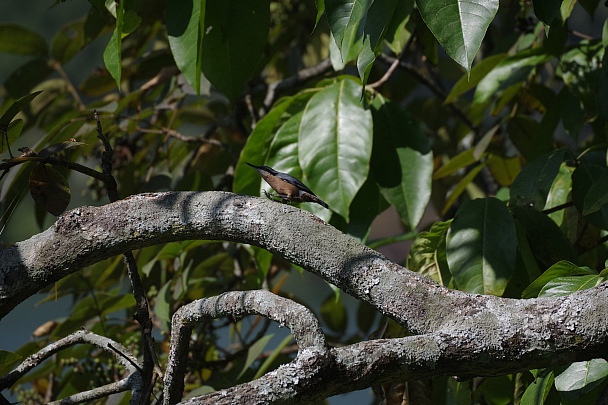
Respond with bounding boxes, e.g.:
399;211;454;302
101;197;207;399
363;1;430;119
433;149;476;179
522;260;596;298
511;206;576;268
102;0;125;88
0;24;48;56
507;115;554;161
154;281;173;323
167;0;205;94
582;171;608;216
554;360;608;399
474;49;552;105
253;333;293;380
320;293;347;333
520;369;554;405
416;0;498;71
509;149;566;210
0;90;44;130
237;334;273;380
314;0;326;30
486;154;520;187
201;0;269;101
441;162;486;215
325;0;371;57
0;350;21;376
356;0;399;88
299;78;373;221
539;275;603;297
446;198;516;295
407;220;452;286
445;54;507;103
370;95;433;227
38;140;86;159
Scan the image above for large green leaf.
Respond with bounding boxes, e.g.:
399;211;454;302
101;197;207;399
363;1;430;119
0;24;48;56
520;369;554;405
201;0;269;101
370;95;433;228
532;0;560;26
446;198;516;295
445;54;507;103
102;0;125;88
299;78;373;221
509;148;566;210
416;0;498;71
522;260;596;298
167;0;205;94
474;49;552;105
50;19;86;64
539;275;603;297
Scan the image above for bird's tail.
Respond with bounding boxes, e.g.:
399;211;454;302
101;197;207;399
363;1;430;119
305;194;329;209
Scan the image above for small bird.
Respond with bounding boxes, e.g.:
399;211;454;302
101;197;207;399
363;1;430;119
246;162;329;209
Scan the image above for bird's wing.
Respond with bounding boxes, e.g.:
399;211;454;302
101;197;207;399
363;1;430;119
275;172;317;196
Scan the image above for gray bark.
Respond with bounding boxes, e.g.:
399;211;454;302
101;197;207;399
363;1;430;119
1;191;607;404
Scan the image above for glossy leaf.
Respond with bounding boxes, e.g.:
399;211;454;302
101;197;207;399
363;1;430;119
299;78;373;221
102;0;125;88
0;24;48;56
167;0;205;94
509;149;565;210
370;95;433;227
474;50;551;105
407;220;452;286
545;164;572;226
554;359;608;398
201;0;269;101
325;0;371;58
539;274;603;297
416;0;498;71
446;198;516;295
522;260;596;299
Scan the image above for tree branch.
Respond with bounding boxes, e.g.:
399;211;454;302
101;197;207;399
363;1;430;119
1;191;607;403
0;330;143;403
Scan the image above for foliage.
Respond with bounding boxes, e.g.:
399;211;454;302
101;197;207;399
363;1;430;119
0;0;608;403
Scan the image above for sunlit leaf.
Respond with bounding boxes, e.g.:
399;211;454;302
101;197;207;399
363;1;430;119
102;0;125;88
237;334;273;380
407;220;451;285
417;0;498;71
522;260;596;298
554;359;608;399
299;78;372;221
446;198;516;295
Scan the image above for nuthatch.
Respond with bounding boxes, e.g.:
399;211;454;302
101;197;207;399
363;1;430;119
246;162;329;209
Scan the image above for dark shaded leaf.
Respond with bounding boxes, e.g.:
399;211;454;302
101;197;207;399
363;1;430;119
29;163;71;216
0;24;48;56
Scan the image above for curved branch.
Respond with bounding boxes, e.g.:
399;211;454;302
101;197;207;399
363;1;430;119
1;191;607;403
164;290;328;404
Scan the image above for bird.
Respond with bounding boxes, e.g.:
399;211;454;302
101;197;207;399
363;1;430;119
246;162;329;209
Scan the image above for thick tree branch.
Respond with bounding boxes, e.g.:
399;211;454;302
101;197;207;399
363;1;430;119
1;191;607;403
